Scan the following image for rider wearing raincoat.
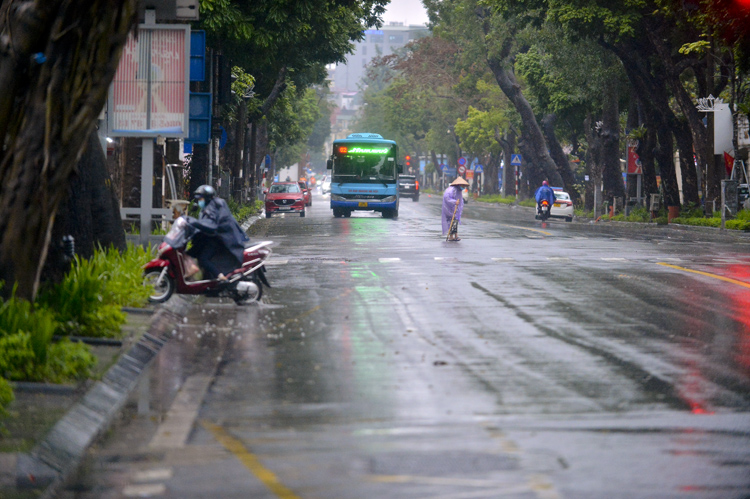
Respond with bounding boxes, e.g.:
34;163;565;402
188;185;249;280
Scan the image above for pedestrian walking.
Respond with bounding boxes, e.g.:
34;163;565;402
442;177;469;241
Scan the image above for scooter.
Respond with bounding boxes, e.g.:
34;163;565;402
536;199;551;221
143;216;272;304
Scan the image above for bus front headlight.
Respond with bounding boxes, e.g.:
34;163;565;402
381;196;396;203
331;194;346;202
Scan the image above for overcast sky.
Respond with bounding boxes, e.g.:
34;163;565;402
382;0;429;26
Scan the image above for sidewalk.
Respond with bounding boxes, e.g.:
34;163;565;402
0;298;192;498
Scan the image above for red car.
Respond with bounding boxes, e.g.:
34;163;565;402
298;180;312;206
265;182;306;218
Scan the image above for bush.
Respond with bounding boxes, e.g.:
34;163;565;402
44;340;97;383
0;377;13;428
477;194;517;205
36;243;150;338
228;198;263;221
37;256;124;338
0;290;57;364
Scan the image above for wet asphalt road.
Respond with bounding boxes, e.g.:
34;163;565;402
66;191;750;499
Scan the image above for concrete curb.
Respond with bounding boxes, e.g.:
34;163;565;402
15;296;192;498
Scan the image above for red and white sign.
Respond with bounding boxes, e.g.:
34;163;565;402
109;25;190;137
458;165;466;176
627;145;642;174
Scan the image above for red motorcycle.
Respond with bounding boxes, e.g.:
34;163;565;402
143;216;272;304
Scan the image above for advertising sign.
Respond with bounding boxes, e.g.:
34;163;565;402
109;25;190;137
627;145;642;174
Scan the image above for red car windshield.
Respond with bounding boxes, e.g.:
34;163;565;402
270;184;300;193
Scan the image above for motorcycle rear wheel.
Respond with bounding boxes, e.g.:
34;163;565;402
144;268;175;303
234;275;263;305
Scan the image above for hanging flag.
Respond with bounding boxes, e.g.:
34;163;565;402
725;151;735;177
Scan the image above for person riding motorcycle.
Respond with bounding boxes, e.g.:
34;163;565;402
186;185;249;280
534;180;556;218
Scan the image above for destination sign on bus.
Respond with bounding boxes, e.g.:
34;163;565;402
337;146;391;155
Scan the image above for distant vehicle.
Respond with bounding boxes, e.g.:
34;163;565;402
739;183;749;208
298;180;312;206
550;189;574;222
398;174;419;201
321;176;331;195
326;133;401;218
265;182;306;218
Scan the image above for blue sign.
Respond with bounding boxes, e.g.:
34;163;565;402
190;31;206;82
219;126;227;149
440;164;449;172
458;156;467;166
511;154;523;165
419;159;426;173
474;164;484;173
443;168;457;176
185;92;212;144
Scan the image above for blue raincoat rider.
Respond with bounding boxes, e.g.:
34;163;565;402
534;180;556;215
187;185;249;280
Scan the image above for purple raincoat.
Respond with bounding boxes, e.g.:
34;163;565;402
442;185;464;235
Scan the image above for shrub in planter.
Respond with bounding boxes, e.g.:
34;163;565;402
0;377;13;430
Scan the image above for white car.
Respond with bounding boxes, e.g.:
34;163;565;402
550;190;574;222
321;176;331;195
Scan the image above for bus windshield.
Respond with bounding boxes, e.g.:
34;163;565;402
332;143;397;183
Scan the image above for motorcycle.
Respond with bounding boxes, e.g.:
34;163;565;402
143;216;272;305
536;199;551;221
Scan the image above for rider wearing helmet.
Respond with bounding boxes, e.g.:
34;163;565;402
534;180;556;216
187;185;249;280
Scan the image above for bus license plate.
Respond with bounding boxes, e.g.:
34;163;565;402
358;202;368;208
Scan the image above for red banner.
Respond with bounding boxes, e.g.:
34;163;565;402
627;145;642;174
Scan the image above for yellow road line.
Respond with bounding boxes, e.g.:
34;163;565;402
498;223;552;236
657;262;750;289
201;421;300;499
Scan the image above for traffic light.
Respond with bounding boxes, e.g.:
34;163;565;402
405;155;411;168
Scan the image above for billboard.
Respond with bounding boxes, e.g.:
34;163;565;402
108;25;190;137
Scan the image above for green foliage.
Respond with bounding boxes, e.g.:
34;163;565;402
0;289;57;364
44;340;97;384
670;217;721;228
228;198;263;221
37;244;151;338
269;86;322;167
0;376;12;424
477;194;518;205
0;333;95;382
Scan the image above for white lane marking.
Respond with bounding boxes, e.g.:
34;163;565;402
149;375;213;450
491;258;515;262
379;258;401;263
434;257;457;261
133;468;173;482
601;257;627;261
265;259;289;265
662;257;682;262
123;483;166;497
547;257;570;261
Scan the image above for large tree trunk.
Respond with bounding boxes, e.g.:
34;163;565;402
601;77;626;205
542;114;579;205
44;129;126;283
0;1;137;301
486;56;564;187
646;26;708;209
